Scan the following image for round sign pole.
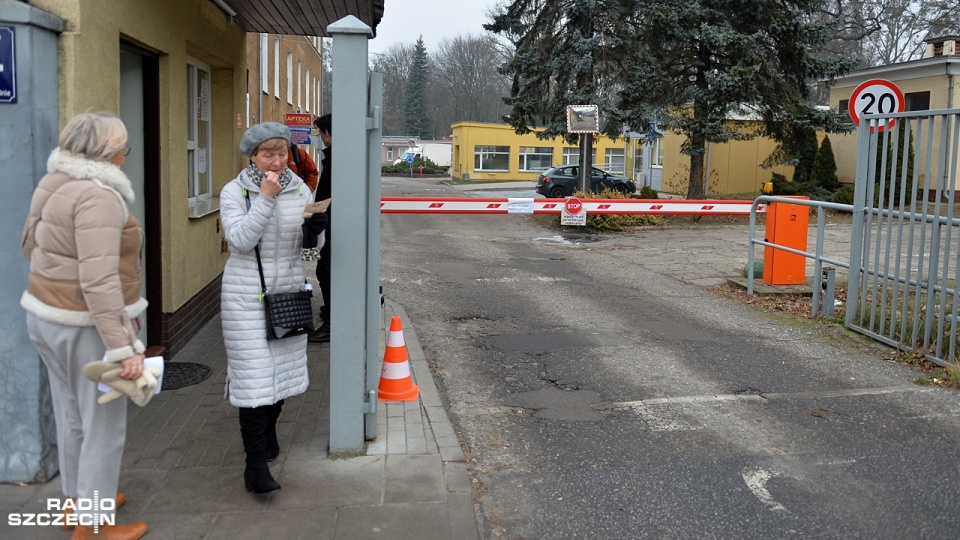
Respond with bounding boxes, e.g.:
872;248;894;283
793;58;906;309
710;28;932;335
848;79;905;133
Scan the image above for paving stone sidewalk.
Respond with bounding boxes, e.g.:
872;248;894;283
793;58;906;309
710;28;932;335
1;299;478;540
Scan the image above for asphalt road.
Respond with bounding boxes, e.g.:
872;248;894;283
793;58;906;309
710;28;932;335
379;177;960;539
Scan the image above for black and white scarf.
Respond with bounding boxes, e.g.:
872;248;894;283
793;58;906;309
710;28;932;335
245;162;293;191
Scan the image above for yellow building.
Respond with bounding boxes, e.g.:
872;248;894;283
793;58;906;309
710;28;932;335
828;36;960;186
659;122;795;196
451;121;793;196
451;122;630;182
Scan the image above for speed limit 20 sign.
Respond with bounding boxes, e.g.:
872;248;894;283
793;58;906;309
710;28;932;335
849;79;904;132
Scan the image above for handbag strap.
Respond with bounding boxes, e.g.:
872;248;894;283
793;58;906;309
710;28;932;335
242;188;268;298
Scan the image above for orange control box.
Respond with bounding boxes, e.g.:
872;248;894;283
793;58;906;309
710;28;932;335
763;197;809;285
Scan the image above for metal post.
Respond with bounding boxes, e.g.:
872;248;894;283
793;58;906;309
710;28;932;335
327;15;372;453
364;72;383;440
819;267;836;318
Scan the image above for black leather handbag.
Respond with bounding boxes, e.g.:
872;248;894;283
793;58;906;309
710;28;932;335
254;244;314;340
244;188;315;340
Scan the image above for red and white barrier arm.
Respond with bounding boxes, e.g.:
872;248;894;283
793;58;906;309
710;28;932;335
379;197;766;215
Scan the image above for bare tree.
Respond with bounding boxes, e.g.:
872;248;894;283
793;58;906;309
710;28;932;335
819;0;960;68
371;43;415;136
428;34;510;138
321;38;332;113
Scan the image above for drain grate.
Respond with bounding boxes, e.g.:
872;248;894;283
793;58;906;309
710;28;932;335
161;362;212;391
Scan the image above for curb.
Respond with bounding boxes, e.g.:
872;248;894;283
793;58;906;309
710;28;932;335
384;299;466;463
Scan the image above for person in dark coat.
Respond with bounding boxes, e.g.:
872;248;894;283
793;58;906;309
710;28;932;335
307;114;333;343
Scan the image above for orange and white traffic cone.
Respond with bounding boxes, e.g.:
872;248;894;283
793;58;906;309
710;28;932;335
377;316;420;401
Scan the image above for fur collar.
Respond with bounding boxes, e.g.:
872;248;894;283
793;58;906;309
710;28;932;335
46;148;136;204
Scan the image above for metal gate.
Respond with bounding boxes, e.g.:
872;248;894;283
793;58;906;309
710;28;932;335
848;108;960;367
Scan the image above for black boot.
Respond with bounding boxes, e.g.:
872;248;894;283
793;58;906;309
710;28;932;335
244;455;281;496
239;407;281;496
265;400;283;462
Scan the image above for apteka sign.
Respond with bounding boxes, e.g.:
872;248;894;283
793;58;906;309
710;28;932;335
0;26;16;104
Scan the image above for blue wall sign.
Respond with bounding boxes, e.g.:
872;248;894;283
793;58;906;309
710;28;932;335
289;126;311;145
0;26;16;104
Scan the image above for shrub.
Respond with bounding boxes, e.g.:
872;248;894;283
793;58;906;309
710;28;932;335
381;156;448;175
831;185;855;205
874;122;915;207
769;173;804;195
810;135;839;191
637;185;659;199
548;188;665;232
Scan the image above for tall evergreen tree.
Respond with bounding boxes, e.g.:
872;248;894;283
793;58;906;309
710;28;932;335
810;135;838;191
403;36;431;139
486;0;634;191
487;0;851;199
618;0;853;198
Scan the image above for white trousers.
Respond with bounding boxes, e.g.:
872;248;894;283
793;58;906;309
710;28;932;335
26;313;127;522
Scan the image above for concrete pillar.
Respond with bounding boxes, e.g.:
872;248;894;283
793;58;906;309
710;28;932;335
0;1;65;483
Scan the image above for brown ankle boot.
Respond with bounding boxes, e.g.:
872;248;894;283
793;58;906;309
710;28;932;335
70;521;147;540
61;493;126;531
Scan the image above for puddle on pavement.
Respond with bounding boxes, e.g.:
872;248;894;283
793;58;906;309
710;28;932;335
532;235;602;245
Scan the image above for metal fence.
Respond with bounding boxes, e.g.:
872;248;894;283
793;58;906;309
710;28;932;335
750;109;960;368
847;109;960;368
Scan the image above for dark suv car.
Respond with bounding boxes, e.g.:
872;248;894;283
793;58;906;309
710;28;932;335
535;165;636;198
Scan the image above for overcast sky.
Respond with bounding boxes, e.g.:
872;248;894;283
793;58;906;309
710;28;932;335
368;0;500;55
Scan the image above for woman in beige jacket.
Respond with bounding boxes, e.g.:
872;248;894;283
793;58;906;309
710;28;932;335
21;112;148;540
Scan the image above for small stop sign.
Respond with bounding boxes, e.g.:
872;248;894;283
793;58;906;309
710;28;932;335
565;197;583;215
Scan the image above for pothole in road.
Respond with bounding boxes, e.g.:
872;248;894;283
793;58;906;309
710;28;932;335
504;387;605;422
531;234;603;245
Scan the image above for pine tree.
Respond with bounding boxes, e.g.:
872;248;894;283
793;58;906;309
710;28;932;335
616;0;853;199
810;135;838;191
486;0;636;191
403;37;430;139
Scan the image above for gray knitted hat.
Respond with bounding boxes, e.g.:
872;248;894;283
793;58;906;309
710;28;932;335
239;122;291;156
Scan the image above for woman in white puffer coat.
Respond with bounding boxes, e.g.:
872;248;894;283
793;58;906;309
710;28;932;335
219;122;316;496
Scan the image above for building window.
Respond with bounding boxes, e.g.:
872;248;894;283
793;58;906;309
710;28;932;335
651;138;663;167
259;34;268;94
305;69;311;112
518;146;553;171
474;145;510;171
297;61;302;110
604;148;625;174
562;147;597;165
187;58;212;206
905;91;930;111
838;99;851;122
286;52;293;104
387;148;394;161
273;38;280;99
